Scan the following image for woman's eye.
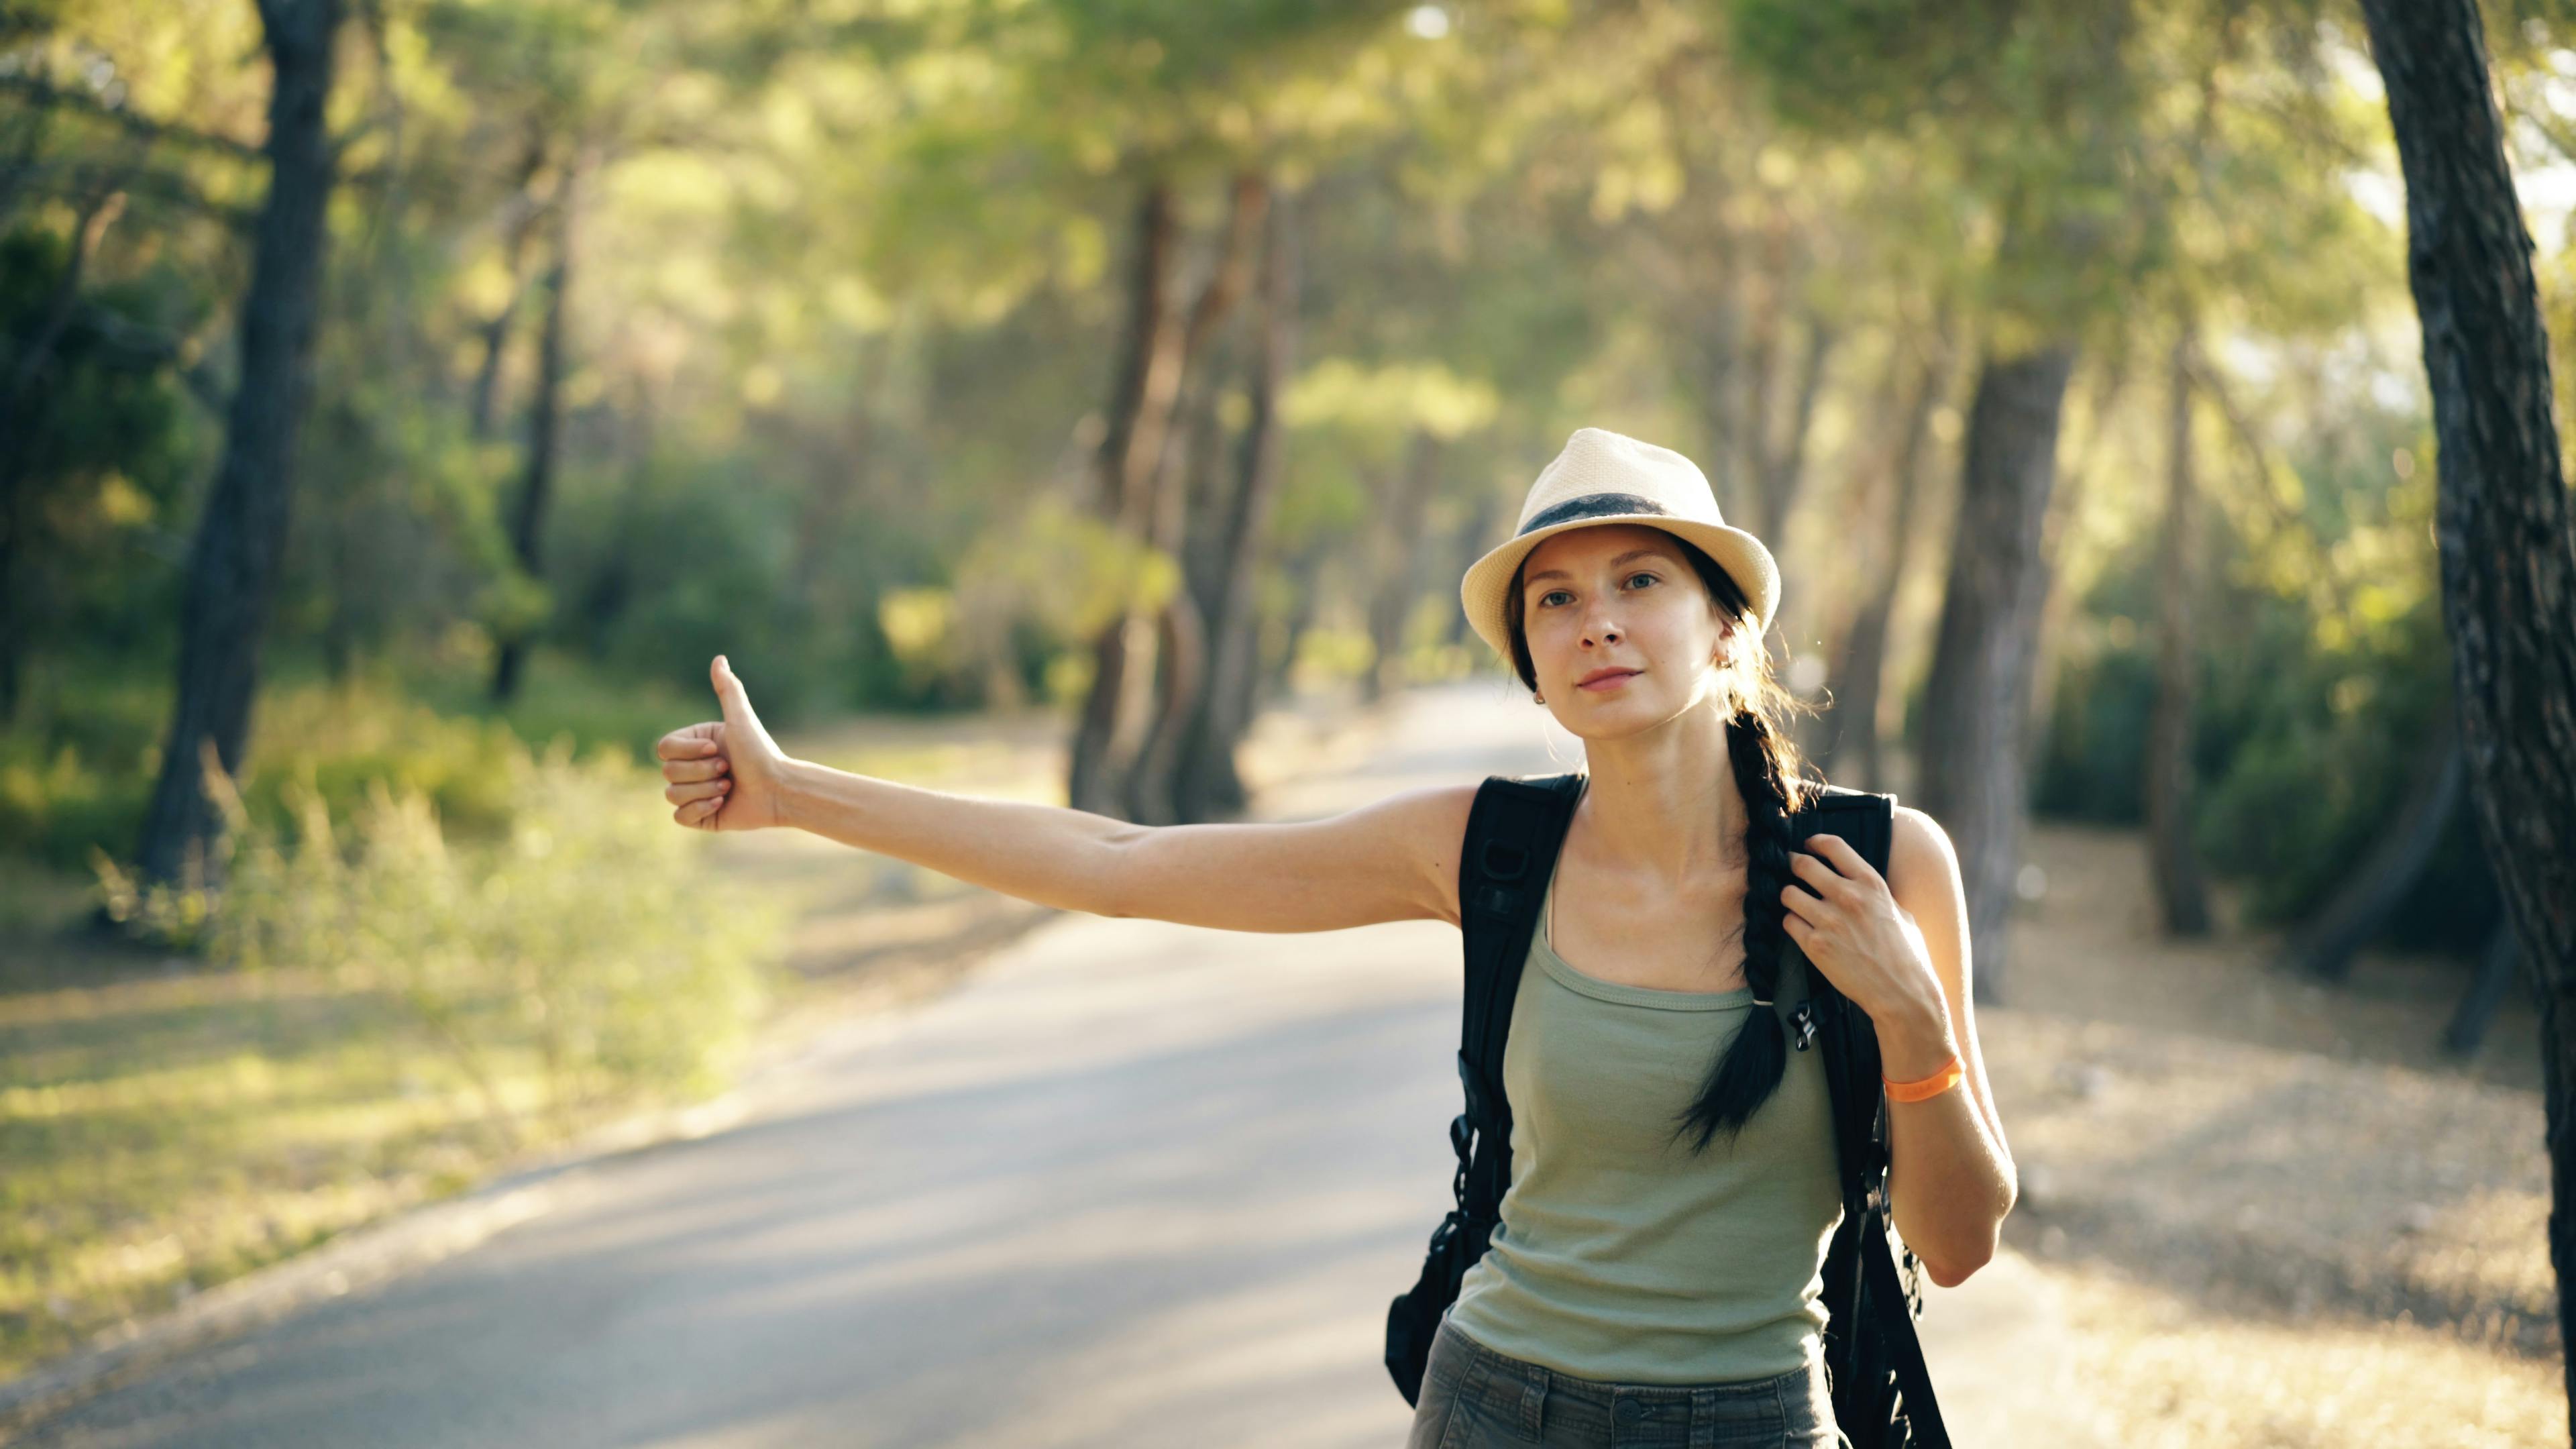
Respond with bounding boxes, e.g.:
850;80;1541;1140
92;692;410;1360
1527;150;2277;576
1540;590;1570;608
1628;572;1657;588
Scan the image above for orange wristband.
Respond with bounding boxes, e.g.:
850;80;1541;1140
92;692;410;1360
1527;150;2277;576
1884;1054;1964;1104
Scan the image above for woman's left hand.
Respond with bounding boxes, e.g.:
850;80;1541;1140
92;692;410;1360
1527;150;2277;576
1778;833;1945;1028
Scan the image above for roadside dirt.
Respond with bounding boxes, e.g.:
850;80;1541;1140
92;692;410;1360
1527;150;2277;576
1971;818;2561;1446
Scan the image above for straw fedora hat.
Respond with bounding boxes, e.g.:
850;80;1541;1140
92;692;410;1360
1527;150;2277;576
1459;427;1780;667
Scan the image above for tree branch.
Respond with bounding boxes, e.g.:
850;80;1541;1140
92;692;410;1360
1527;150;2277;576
0;76;264;163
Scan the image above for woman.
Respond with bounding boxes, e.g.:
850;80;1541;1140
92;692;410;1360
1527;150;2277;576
654;427;2016;1448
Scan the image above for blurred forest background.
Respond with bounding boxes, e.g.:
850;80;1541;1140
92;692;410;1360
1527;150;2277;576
6;0;2531;953
3;0;2573;1436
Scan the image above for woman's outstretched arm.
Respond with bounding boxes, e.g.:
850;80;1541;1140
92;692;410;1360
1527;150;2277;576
657;654;1474;931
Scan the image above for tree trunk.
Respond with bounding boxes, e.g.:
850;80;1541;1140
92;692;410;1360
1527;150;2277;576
1739;276;1780;539
2147;328;2213;936
1818;324;1944;789
133;0;345;892
2360;3;2576;1431
467;131;549;441
1444;487;1501;650
490;158;580;706
1362;430;1443;706
2446;919;2524;1059
1123;586;1208;826
1126;342;1233;825
1169;189;1299;822
1913;342;2078;1005
1693;294;1750;524
1756;311;1837;549
2282;713;2465;982
580;408;653;660
1073;177;1261;819
1124;177;1267;824
2022;361;2129;764
1069;182;1181;818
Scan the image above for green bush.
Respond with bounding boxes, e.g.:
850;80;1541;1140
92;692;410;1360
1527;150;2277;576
96;733;787;1122
0;740;155;875
2033;411;2496;943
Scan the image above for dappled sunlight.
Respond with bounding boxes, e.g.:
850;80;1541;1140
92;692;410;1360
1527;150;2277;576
9;0;2573;1437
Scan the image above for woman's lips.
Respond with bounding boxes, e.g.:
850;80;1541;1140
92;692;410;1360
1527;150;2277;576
1577;670;1639;692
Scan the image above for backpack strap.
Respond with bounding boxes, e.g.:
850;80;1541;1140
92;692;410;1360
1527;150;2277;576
1786;787;1900;1209
1788;787;1951;1449
1382;769;1586;1407
1454;770;1586;1224
1864;1214;1951;1444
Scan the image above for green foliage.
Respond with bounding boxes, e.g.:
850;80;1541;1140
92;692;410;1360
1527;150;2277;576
2035;400;2483;937
0;220;207;658
0;662;682;875
95;731;787;1112
0;661;172;872
2033;618;2160;826
1;730;790;1381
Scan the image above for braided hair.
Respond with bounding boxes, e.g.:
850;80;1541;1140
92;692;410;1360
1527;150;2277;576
1503;529;1823;1155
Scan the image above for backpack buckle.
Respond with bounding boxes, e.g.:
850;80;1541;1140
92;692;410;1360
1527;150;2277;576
1477;839;1531;881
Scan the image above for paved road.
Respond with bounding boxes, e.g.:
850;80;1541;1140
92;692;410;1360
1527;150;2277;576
20;680;2063;1448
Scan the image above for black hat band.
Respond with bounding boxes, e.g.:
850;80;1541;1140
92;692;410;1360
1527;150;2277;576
1517;492;1673;535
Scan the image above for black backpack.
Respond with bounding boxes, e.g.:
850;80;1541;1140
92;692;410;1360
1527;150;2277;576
1383;769;1950;1449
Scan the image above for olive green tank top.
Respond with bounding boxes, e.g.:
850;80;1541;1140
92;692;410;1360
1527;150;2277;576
1444;847;1846;1385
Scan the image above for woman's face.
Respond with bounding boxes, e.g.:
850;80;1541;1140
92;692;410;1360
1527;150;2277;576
1518;523;1735;725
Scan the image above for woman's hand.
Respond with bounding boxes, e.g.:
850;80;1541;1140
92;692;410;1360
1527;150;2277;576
1779;833;1945;1030
656;655;792;832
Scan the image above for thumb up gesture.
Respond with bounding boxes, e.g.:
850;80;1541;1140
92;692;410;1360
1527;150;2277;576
657;655;791;831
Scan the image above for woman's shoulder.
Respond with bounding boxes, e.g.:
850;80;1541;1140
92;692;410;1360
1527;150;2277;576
1887;806;1960;897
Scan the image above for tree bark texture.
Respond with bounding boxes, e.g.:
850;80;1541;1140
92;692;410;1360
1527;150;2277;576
1071;178;1261;820
1067;184;1178;818
1124;176;1267;824
134;0;344;890
2359;1;2576;1432
1126;346;1232;826
1165;186;1299;823
1912;342;2078;1005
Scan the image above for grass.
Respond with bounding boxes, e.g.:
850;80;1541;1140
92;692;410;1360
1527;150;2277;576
0;955;604;1379
0;648;1116;1385
0;653;815;1383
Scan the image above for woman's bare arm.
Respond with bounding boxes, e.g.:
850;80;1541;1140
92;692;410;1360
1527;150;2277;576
776;761;1476;931
659;655;1477;931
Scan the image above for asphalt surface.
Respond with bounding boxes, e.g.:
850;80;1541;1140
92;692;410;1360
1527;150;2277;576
16;679;2063;1448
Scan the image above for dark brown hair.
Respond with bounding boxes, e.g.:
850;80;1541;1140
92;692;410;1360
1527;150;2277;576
1503;528;1824;1153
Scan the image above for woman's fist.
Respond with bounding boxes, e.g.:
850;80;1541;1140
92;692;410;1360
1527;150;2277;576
656;655;791;832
